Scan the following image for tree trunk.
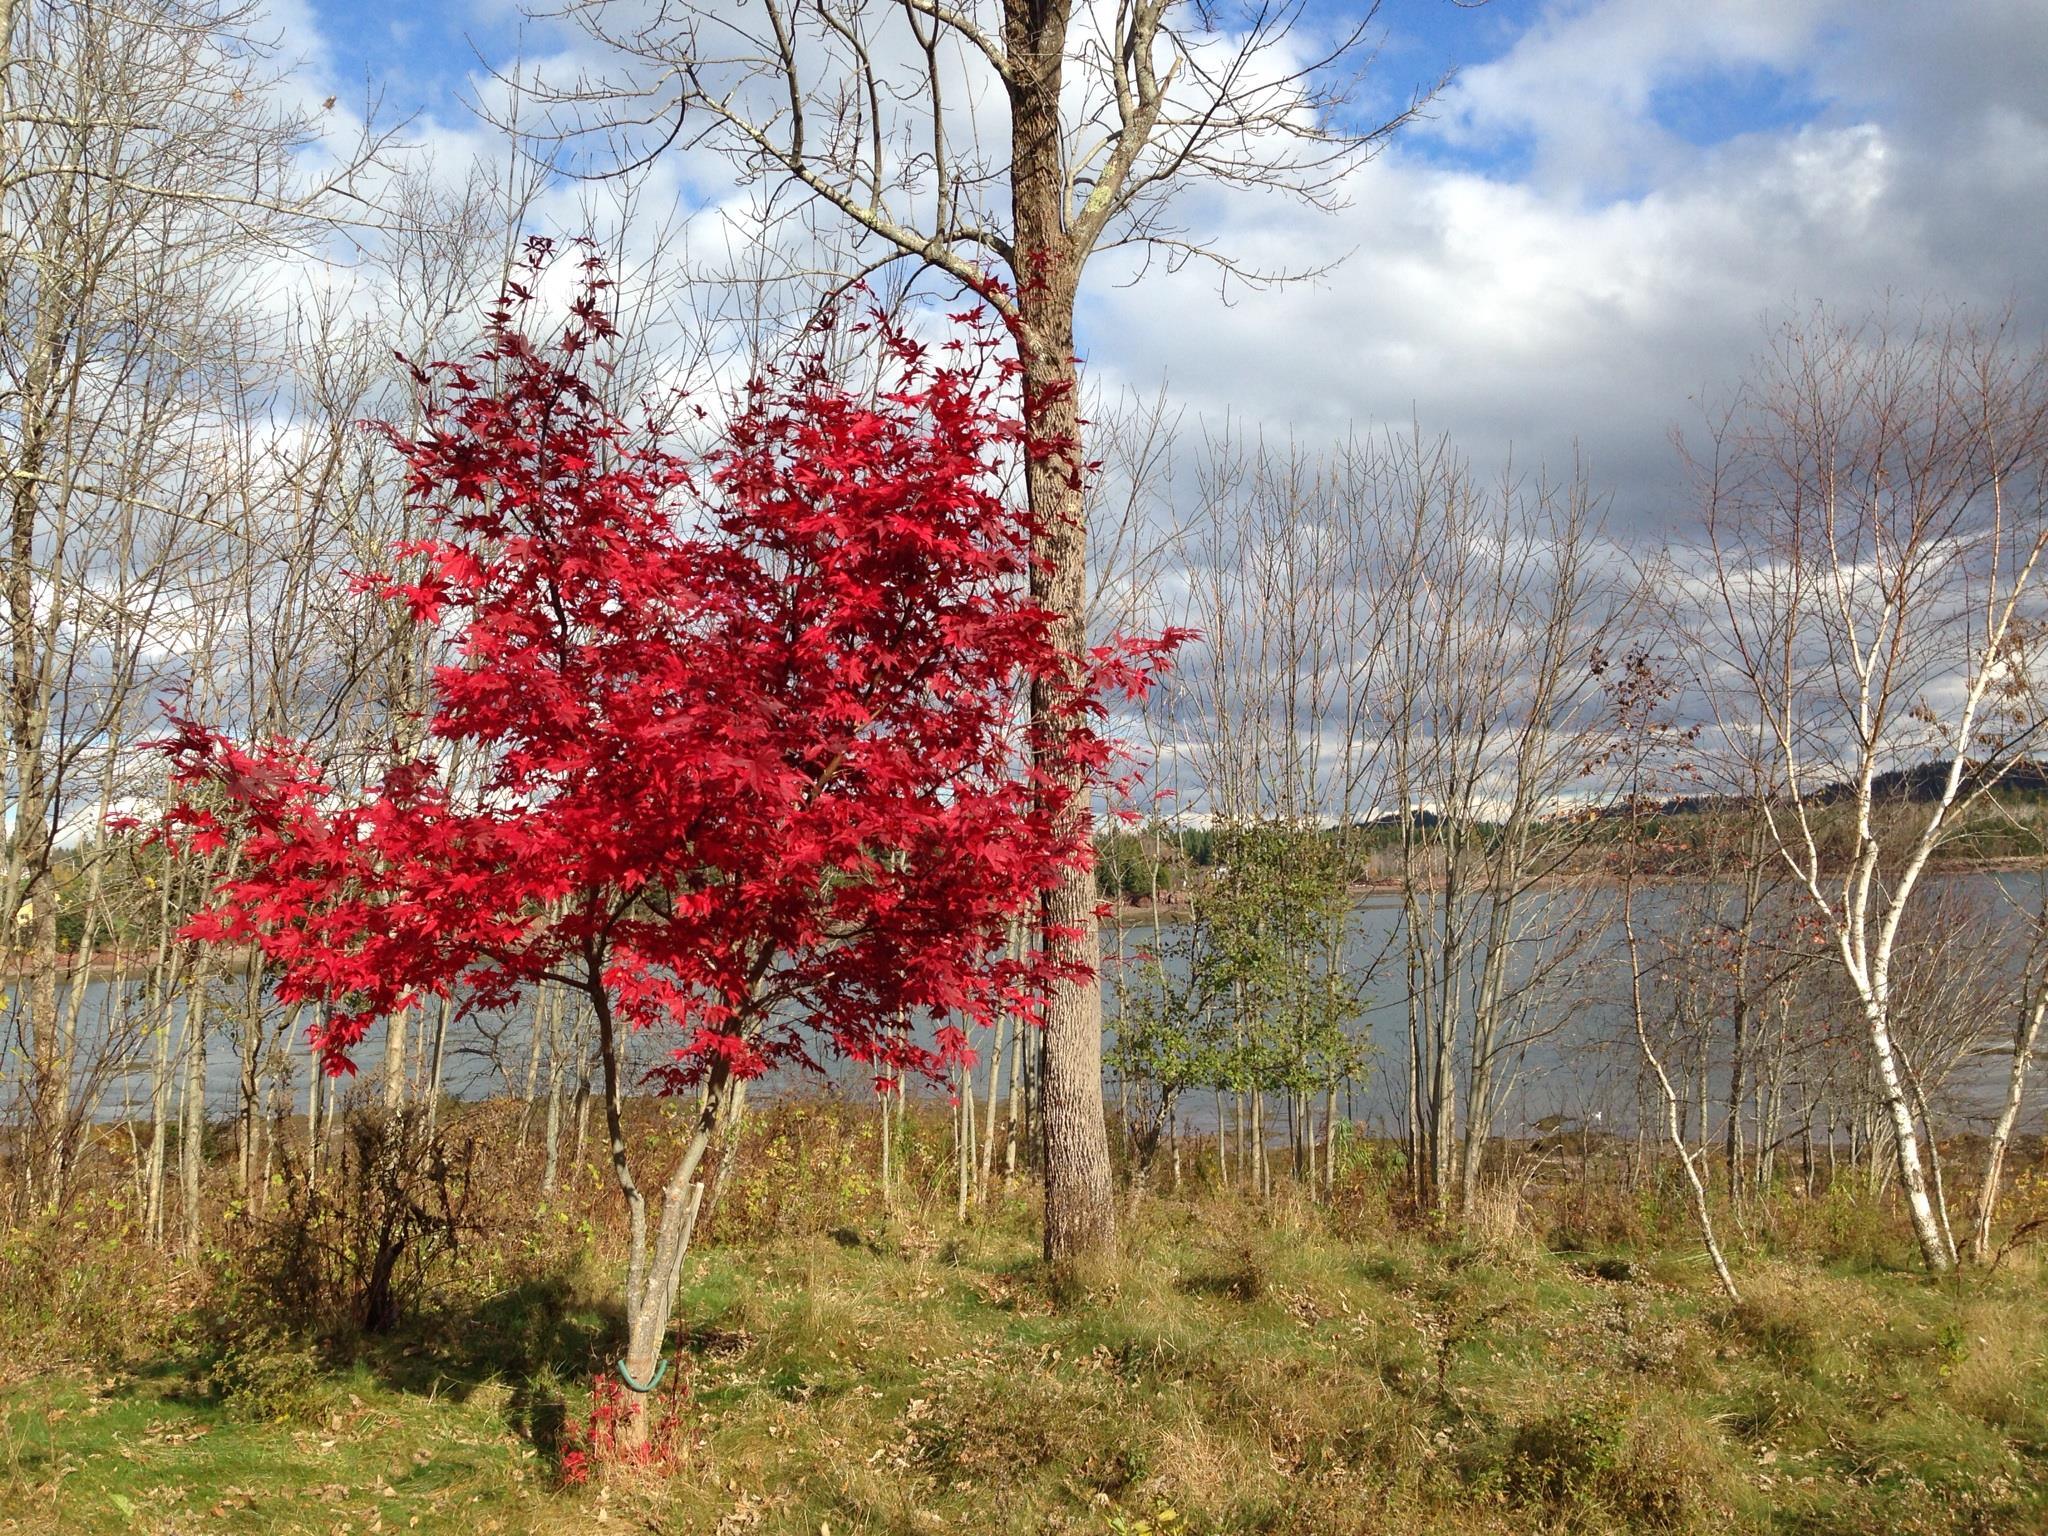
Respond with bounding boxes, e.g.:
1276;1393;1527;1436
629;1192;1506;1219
1004;0;1113;1267
1004;1020;1025;1179
592;975;730;1454
425;992;452;1133
179;976;209;1258
1323;1084;1339;1200
517;983;550;1147
879;1073;893;1206
1866;1001;1952;1272
236;964;264;1196
541;997;566;1197
956;1062;974;1223
707;1075;749;1226
382;1005;409;1112
1973;985;2046;1263
145;976;172;1244
305;1011;324;1191
1214;1090;1229;1192
979;1011;1009;1201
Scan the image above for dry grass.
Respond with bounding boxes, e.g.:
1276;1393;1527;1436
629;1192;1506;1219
1;1104;2045;1534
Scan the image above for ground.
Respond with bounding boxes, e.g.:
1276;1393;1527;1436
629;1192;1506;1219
3;1181;2044;1536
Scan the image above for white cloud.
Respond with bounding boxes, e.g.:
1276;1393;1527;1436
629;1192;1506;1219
1072;1;2048;539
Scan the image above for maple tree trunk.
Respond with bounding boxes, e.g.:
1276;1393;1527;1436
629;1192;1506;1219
591;984;726;1453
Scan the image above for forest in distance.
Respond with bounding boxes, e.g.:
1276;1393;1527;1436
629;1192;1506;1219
7;0;2048;1531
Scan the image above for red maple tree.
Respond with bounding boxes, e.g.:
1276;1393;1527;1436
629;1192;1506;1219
161;241;1182;1443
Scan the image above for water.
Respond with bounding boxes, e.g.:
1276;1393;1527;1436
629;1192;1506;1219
13;872;2042;1136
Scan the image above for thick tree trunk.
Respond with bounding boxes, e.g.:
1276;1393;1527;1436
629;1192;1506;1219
1005;0;1114;1268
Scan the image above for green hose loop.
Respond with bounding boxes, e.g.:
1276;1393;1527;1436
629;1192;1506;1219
615;1356;669;1394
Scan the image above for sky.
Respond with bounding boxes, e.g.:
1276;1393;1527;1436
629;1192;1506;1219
288;0;2048;538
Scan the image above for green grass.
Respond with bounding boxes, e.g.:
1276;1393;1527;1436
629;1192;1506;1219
4;1192;2046;1535
0;1362;556;1534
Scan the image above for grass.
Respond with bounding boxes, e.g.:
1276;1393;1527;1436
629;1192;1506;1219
4;1181;2046;1536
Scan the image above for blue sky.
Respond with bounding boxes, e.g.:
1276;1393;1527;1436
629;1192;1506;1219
311;0;1831;175
305;0;515;124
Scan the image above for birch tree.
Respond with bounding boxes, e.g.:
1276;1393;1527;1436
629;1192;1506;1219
1692;307;2048;1272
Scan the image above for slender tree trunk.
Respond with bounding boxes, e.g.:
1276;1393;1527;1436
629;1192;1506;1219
591;979;730;1453
236;964;264;1196
1323;1083;1338;1200
382;1005;409;1112
1899;1053;1958;1269
1004;1021;1025;1180
1250;1091;1265;1201
572;1046;593;1168
541;998;566;1196
179;974;208;1259
707;1075;749;1225
517;983;550;1147
1974;985;2046;1263
956;1061;974;1223
979;1012;1009;1201
1170;1104;1182;1193
1865;998;1951;1271
305;1010;323;1191
144;977;172;1245
879;1073;893;1207
425;992;452;1133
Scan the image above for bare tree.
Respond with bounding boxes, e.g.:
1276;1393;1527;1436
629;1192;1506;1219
1375;437;1632;1214
1691;307;2048;1272
1602;645;1740;1298
0;0;392;1209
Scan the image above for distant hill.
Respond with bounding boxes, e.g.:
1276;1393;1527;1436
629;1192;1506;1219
1652;758;2048;818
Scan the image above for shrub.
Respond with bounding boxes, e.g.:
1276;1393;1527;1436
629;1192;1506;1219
228;1105;478;1337
202;1326;324;1422
1499;1396;1732;1531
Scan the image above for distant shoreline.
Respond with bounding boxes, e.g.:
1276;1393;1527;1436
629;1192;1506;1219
1102;852;2048;923
9;854;2043;972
